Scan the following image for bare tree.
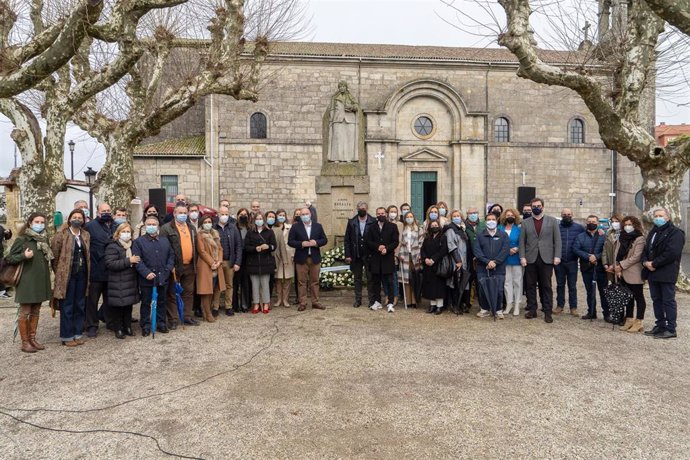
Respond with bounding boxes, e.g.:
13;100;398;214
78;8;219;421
644;0;690;37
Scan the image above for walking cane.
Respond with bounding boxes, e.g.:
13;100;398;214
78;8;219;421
399;261;408;310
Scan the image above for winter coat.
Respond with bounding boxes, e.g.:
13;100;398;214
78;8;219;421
104;241;140;307
613;235;645;285
420;232;448;300
641;221;685;283
243;227;277;276
472;229;510;276
364;221;399;275
559;222;585;263
84;218;115;282
600;230;620;282
573;230;606;273
132;234;175;287
288;221;328;264
214;221;243;266
344;214;375;263
50;227;91;300
273;224;295;279
196;230;226;295
160;220;198;275
7;234;52;304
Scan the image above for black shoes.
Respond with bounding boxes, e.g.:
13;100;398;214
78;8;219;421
115;330;126;339
184;318;200;326
353;301;361;308
225;309;234;316
434;307;443;315
544;313;553;323
193;308;203;318
85;327;98;338
142;329;151;337
644;326;662;336
654;330;677;339
525;310;537;319
604;315;613;324
581;314;596;320
157;326;169;334
125;327;134;337
212;309;219;318
168;321;178;330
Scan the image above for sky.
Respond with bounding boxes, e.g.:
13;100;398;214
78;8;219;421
1;0;688;178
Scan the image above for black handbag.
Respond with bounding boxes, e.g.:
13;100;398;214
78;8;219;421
436;254;454;278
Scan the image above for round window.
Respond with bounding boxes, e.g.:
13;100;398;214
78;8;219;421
413;116;434;138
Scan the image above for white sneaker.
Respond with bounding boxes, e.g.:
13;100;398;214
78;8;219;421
513;306;520;316
370;301;382;310
476;309;490;318
497;311;505;319
387;304;394;313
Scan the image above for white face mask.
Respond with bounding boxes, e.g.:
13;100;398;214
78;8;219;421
219;215;229;224
389;213;397;221
624;225;634;233
119;232;132;243
611;222;620;231
189;211;199;220
486;220;498;230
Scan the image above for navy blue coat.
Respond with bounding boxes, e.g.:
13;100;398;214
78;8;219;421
364;221;399;275
84;218;115;282
573;230;606;273
641;221;685;283
344;214;375;262
559;221;585;263
214;222;243;266
132;234;175;287
472;229;510;276
288;221;328;264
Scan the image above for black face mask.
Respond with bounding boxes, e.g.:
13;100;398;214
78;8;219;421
357;209;367;217
492;210;501;218
430;227;440;234
506;217;516;224
523;212;532;219
587;223;598;231
239;215;248;224
377;215;386;223
532;207;543;216
100;213;112;222
561;216;573;226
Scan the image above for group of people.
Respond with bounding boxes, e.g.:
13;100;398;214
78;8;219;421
344;198;684;340
7;195;328;353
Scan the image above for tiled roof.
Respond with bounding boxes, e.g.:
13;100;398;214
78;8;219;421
656;124;690;138
134;135;205;157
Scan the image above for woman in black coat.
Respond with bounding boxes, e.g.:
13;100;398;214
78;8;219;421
243;212;277;314
104;223;140;338
421;220;449;315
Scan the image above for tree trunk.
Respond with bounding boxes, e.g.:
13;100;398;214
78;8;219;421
16;160;65;224
96;140;137;209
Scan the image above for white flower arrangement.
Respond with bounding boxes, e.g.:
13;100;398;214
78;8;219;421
319;246;354;289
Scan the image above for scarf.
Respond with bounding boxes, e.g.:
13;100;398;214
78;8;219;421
200;229;220;260
616;230;641;262
119;239;133;258
25;228;54;261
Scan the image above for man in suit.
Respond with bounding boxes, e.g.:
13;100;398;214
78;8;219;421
364;207;399;312
344;201;375;308
519;197;562;323
288;207;328;311
641;207;685;339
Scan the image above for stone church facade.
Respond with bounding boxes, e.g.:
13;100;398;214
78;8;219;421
133;42;642;241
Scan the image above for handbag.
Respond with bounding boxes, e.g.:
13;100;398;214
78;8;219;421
436;254;454;278
0;257;23;286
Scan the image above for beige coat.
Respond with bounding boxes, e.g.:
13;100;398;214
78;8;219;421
273;224;295;279
51;227;91;300
196;230;226;295
613;236;645;285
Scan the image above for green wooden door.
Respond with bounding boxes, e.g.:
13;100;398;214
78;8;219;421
411;172;437;220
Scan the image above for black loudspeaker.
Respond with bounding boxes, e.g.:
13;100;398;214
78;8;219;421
149;188;167;215
517;186;536;209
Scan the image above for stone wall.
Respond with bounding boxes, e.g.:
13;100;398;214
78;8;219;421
132;157;210;206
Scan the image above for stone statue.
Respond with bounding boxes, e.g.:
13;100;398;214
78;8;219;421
327;81;359;162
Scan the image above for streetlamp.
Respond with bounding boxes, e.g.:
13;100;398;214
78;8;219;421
68;140;76;180
84;166;97;218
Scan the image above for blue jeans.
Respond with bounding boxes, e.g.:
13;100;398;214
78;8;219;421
648;281;677;333
59;269;87;341
140;284;168;331
385;267;400;299
555;260;578;308
581;269;609;317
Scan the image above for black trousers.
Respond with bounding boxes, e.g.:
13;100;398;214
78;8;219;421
110;305;133;332
232;266;251;311
351;259;371;305
369;273;393;305
86;281;108;331
525;257;554;313
622;280;646;320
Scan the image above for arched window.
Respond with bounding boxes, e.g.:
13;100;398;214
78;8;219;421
569;118;585;144
494;117;510;142
250;112;267;139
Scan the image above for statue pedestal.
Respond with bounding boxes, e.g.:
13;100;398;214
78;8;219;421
315;175;370;249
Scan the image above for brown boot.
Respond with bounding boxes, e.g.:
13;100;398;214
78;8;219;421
627;318;644;333
29;314;45;350
19;316;37;353
202;300;215;323
620;317;634;331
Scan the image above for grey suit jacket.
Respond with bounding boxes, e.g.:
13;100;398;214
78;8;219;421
519;215;562;264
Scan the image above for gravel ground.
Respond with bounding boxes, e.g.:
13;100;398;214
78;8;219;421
0;285;688;459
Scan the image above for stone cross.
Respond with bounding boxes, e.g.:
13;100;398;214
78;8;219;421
375;151;385;169
582;21;591;42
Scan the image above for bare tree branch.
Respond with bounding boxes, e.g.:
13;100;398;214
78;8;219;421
644;0;690;37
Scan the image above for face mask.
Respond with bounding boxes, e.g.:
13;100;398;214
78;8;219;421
114;217;126;226
405;217;414;225
119;232;132;243
100;213;112;222
523;212;532;219
452;217;462;226
586;223;598;231
377;215;386;223
402;209;410;215
532;207;543;216
255;220;264;227
439;208;447;217
561;216;572;225
389;213;397;221
146;225;158;235
430;226;440;234
189;211;199;221
70;219;83;228
429;212;438;221
277;216;286;223
653;217;666;227
301;215;311;223
267;218;275;226
81;208;90;218
176;214;188;223
506;217;516;224
31;223;45;233
486;220;498;230
492;210;501;218
624;225;634;233
468;213;478;223
357;209;367;217
202;223;213;231
239;215;248;224
146;213;158;218
611;222;620;231
219;215;229;224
